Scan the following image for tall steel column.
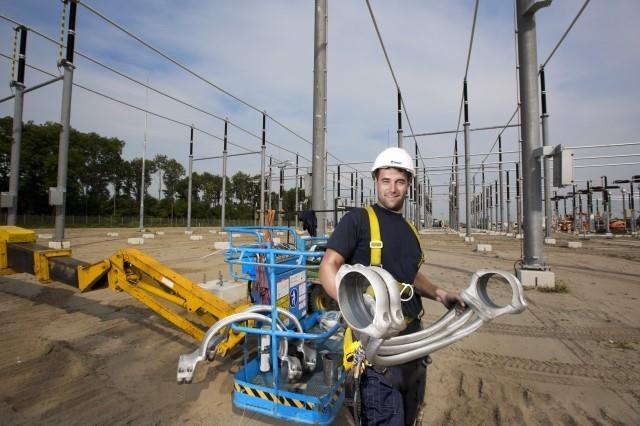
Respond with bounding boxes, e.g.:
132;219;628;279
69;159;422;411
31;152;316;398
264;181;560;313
268;157;272;210
259;113;266;226
631;181;636;234
463;80;471;237
414;141;419;224
350;172;354;206
506;170;512;232
498;136;504;231
354;171;359;208
516;0;550;268
221;120;228;229
311;0;328;235
139;84;149;232
53;0;77;242
488;180;492;229
7;26;27;225
186;126;194;231
571;185;580;233
586;180;593;233
294;154;299;214
454;138;460;231
602;176;611;234
495;181;499;230
516;162;522;235
481;164;486;229
397;91;403;149
540;67;552;239
278;166;284;226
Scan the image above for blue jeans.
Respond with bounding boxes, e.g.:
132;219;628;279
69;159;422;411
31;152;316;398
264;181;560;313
360;357;428;426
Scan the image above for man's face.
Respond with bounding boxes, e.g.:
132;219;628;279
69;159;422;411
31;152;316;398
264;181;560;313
375;167;410;212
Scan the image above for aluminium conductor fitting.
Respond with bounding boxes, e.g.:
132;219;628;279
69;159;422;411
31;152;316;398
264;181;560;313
335;265;527;366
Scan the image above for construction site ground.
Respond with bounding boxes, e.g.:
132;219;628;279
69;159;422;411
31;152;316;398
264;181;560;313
0;227;638;425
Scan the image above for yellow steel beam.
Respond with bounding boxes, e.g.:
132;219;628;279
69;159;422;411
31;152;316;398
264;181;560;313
77;259;110;292
117;249;240;319
0;226;35;275
105;249;252;353
33;249;73;283
0;226;36;243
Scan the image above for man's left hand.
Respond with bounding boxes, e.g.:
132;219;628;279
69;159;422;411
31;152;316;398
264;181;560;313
435;290;466;311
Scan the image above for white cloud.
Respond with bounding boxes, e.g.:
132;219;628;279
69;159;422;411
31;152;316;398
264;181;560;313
1;0;638;219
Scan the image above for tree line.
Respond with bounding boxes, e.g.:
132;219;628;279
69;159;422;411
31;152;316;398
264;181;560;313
0;117;305;223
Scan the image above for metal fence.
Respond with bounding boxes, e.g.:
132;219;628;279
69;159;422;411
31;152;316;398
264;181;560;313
0;214;257;229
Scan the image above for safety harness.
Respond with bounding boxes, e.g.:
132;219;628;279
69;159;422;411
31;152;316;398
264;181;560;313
364;205;424;268
343;205;426;424
343;205;424;371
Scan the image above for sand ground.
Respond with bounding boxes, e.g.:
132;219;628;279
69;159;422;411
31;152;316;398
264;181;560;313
0;227;638;425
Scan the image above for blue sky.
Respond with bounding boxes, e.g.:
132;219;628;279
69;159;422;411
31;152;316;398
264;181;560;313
1;1;638;219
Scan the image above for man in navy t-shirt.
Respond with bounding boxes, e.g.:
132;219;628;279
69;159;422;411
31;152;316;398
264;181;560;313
319;147;464;426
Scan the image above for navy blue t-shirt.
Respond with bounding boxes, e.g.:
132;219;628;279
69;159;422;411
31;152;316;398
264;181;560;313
327;204;424;319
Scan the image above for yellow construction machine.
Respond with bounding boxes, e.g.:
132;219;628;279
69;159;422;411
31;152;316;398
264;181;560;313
0;226;249;355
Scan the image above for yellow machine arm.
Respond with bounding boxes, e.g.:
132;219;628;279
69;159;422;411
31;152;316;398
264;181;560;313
0;227;250;356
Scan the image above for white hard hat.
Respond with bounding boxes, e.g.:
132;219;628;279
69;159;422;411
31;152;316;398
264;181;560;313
371;147;415;179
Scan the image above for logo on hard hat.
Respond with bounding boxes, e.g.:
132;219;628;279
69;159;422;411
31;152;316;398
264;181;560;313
391;160;401;165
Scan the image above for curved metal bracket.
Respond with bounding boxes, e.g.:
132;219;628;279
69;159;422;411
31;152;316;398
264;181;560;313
336;267;528;366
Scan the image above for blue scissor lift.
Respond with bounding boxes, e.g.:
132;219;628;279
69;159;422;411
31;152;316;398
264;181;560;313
223;226;345;425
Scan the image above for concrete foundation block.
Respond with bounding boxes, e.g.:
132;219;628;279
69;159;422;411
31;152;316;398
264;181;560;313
272;237;281;244
155;231;165;236
38;234;53;240
48;240;71;249
276;231;285;236
544;238;556;245
567;241;582;248
605;233;613;239
190;235;203;241
214;241;230;249
184;230;193;235
208;230;217;234
516;234;523;239
142;233;155;239
106;232;119;237
475;244;492;252
506;233;513;237
464;236;475;243
127;238;144;245
517;269;555;289
232;233;241;238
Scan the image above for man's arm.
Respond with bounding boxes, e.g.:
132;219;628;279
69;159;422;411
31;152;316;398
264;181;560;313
413;271;465;310
318;248;346;301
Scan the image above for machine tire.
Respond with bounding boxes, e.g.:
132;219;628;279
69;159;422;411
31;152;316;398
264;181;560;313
310;284;338;312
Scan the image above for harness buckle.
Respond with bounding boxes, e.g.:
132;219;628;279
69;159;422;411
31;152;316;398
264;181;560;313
369;240;383;249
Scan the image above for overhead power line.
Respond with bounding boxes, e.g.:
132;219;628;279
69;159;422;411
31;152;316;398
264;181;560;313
363;0;428;178
0;52;297;162
409;123;519;138
76;1;313;147
0;16;372;181
0;15;311;162
450;0;480;169
541;0;591;69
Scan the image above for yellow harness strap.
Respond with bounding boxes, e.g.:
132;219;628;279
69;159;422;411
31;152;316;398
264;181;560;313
406;220;425;268
365;205;383;266
365;205;424;268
